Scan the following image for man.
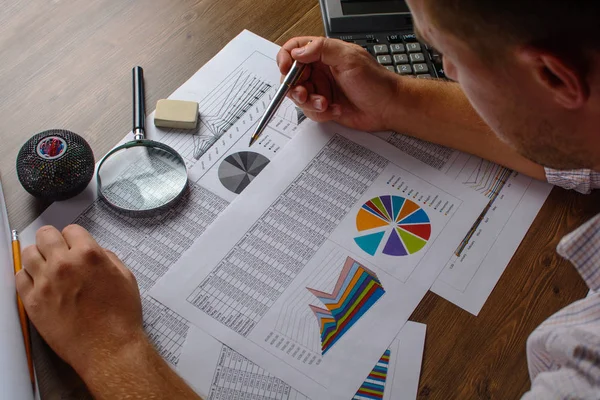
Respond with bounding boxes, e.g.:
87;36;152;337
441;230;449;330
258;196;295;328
16;0;599;398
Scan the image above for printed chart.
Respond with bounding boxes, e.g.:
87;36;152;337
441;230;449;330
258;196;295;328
377;131;552;315
266;101;308;136
353;349;391;400
151;126;487;399
355;196;431;257
455;161;511;256
308;257;385;355
194;72;271;159
158;68;272;164
218;151;270;194
177;323;427;400
145;50;306;203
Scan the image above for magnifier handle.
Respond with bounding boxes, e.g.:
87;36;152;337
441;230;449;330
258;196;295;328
133;66;146;140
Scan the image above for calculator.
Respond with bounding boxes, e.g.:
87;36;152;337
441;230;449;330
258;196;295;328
319;0;445;79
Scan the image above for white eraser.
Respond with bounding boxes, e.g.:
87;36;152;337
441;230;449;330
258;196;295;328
154;99;199;130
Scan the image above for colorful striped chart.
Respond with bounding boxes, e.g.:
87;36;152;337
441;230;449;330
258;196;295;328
308;257;385;355
353;349;391;400
354;195;431;257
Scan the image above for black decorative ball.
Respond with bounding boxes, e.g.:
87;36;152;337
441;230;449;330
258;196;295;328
16;129;95;202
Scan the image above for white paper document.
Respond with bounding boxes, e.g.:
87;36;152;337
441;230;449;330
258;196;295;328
376;132;553;314
151;120;487;399
177;322;426;400
21;30;304;371
378;322;426;400
0;179;35;400
15;28;552;398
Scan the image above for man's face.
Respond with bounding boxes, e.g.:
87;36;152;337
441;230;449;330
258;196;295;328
405;0;594;170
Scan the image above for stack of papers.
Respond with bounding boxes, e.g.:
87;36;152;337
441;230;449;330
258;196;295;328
17;30;552;399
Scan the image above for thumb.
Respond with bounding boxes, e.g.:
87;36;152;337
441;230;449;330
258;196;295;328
291;37;358;68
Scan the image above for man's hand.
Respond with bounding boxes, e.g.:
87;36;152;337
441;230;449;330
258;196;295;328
16;224;143;376
16;225;201;399
277;36;404;132
278;36;546;182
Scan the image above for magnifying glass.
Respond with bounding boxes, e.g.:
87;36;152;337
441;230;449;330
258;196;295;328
97;66;188;217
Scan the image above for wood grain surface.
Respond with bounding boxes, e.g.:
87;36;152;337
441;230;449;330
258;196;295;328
0;1;594;399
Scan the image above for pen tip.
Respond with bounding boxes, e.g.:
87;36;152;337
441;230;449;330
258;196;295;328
249;137;256;147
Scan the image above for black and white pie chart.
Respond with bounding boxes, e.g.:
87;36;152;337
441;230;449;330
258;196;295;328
218;151;270;194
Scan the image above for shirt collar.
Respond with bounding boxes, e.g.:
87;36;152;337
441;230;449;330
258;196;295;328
557;213;600;291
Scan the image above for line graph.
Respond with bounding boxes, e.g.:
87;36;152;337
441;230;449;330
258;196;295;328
153;51;309;175
456;159;512;256
193;71;271;158
463;159;511;199
161;69;272;163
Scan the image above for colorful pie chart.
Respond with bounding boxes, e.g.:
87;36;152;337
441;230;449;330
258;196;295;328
354;195;431;257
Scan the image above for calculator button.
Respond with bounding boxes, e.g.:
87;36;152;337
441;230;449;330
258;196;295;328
434;65;447;79
403;34;418;42
390;44;406;54
429;48;443;64
384;66;396;72
413;63;429;73
393;54;409;64
372;44;389;55
377;55;392;65
417;74;432;79
387;35;402;43
396;64;413;75
406;43;422;53
409;53;425;63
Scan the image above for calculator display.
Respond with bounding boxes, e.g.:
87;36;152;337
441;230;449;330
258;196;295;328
341;0;410;16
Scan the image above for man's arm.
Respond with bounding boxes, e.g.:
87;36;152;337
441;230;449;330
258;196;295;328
392;77;547;180
16;225;201;400
79;332;200;400
277;37;547;181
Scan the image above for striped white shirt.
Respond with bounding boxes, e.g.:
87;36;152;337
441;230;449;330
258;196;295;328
522;169;600;399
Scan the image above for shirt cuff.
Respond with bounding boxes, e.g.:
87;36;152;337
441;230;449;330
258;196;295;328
544;168;595;194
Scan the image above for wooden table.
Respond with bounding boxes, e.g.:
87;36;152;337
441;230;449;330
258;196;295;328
0;1;594;398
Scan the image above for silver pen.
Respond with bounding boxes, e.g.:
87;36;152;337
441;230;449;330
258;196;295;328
249;59;306;146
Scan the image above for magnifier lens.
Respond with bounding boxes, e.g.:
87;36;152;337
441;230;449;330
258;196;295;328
98;144;187;212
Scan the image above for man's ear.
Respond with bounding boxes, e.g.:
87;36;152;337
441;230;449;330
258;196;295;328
516;46;590;110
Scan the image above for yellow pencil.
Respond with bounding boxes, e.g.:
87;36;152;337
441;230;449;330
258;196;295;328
11;230;35;389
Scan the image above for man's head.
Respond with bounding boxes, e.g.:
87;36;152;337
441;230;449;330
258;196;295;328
405;0;600;170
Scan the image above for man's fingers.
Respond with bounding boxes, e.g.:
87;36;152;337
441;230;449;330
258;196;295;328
275;36;314;75
307;94;329;113
288;86;308;105
276;48;293;76
22;245;45;278
303;104;343;123
15;269;34;298
104;249;137;285
290;37;360;68
103;249;124;268
281;36;319;53
278;37;319;75
62;224;97;250
280;61;312;88
311;68;334;106
35;226;69;260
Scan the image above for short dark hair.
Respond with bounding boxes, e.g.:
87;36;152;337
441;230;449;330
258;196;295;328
423;1;600;55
